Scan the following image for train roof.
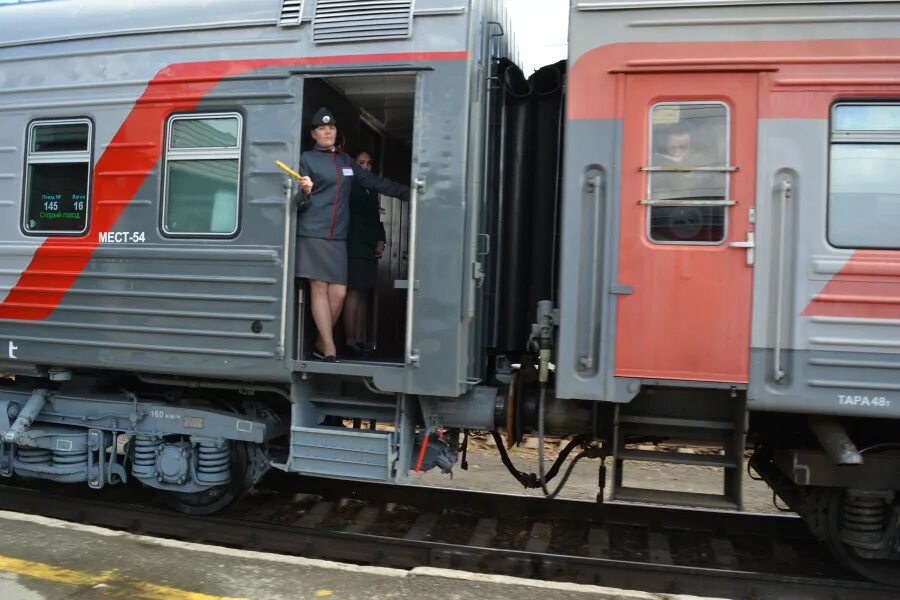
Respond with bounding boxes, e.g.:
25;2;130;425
0;0;475;49
0;0;474;49
575;0;900;9
0;0;286;48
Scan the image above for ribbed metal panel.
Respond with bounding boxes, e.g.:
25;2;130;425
291;427;395;480
313;0;413;44
279;0;304;27
0;247;282;362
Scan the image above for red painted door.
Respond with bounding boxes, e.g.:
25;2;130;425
614;73;758;383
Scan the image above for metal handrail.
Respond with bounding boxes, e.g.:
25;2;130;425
579;174;603;371
640;199;736;206
640;165;738;173
278;180;292;361
773;179;792;382
405;178;424;366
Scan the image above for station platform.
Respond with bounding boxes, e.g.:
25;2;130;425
0;510;723;600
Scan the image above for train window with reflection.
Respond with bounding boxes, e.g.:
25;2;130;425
23;119;92;235
646;103;729;244
162;113;242;236
829;103;900;249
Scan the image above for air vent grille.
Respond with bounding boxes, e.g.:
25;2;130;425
313;0;413;44
279;0;303;27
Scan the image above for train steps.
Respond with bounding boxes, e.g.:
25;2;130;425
609;391;747;511
281;388;403;482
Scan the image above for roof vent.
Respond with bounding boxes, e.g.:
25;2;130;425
279;0;304;27
313;0;413;44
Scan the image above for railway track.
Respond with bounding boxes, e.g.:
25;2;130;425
0;476;895;600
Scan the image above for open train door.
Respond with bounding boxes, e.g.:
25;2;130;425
614;73;758;383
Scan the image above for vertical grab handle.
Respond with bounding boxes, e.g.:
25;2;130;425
773;179;792;382
579;174;604;371
405;178;425;366
278;180;293;360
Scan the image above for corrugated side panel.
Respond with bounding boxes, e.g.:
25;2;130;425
291;426;395;480
313;0;413;44
803;253;900;396
0;245;284;376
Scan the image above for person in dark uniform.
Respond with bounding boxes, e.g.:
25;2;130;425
344;150;385;356
294;108;408;361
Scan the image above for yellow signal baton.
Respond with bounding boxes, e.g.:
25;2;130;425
275;160;305;181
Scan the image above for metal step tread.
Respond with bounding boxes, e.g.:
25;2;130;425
309;396;397;409
617;415;736;430
616;449;738;468
292;359;404;377
611;486;740;511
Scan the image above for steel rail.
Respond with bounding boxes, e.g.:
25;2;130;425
0;482;894;600
284;474;810;537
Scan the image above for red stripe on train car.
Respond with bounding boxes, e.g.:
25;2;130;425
568;39;900;120
570;38;900;324
0;51;467;321
802;251;900;319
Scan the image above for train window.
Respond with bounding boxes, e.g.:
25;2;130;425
829;103;900;249
645;103;729;244
162;113;242;236
23;119;92;235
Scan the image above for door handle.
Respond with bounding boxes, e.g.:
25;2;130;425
405;177;425;367
773;179;792;382
729;231;755;266
580;174;603;371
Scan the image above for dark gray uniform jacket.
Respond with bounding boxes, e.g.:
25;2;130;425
295;145;409;240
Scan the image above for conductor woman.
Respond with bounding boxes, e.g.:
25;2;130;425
295;107;409;361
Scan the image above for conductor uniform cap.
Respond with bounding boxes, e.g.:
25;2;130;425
310;107;336;128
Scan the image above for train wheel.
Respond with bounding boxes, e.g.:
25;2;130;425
823;486;900;587
161;441;253;516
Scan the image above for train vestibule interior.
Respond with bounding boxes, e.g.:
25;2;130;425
294;75;415;365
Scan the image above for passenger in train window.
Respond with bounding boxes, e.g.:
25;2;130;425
344;150;386;358
651;124;724;202
657;123;694;166
649;118;727;243
294;108;409;362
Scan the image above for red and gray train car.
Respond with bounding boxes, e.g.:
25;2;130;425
559;0;900;581
0;0;897;583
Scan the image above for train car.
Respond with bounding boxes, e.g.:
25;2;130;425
0;0;521;512
0;0;898;585
555;0;900;583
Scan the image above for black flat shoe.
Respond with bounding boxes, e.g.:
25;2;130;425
312;351;338;362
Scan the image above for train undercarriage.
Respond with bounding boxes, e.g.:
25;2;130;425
1;365;898;586
0;374;281;514
749;415;900;586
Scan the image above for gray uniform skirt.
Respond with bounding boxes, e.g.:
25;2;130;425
296;235;347;285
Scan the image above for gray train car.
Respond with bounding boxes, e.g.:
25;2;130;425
0;0;898;584
0;0;517;511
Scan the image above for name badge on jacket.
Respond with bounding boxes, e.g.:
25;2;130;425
342;168;354;176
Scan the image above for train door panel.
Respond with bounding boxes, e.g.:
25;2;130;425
374;193;409;357
614;73;758;383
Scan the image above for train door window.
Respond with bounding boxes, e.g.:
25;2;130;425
645;102;729;244
162;113;242;236
23;119;92;235
829;103;900;249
